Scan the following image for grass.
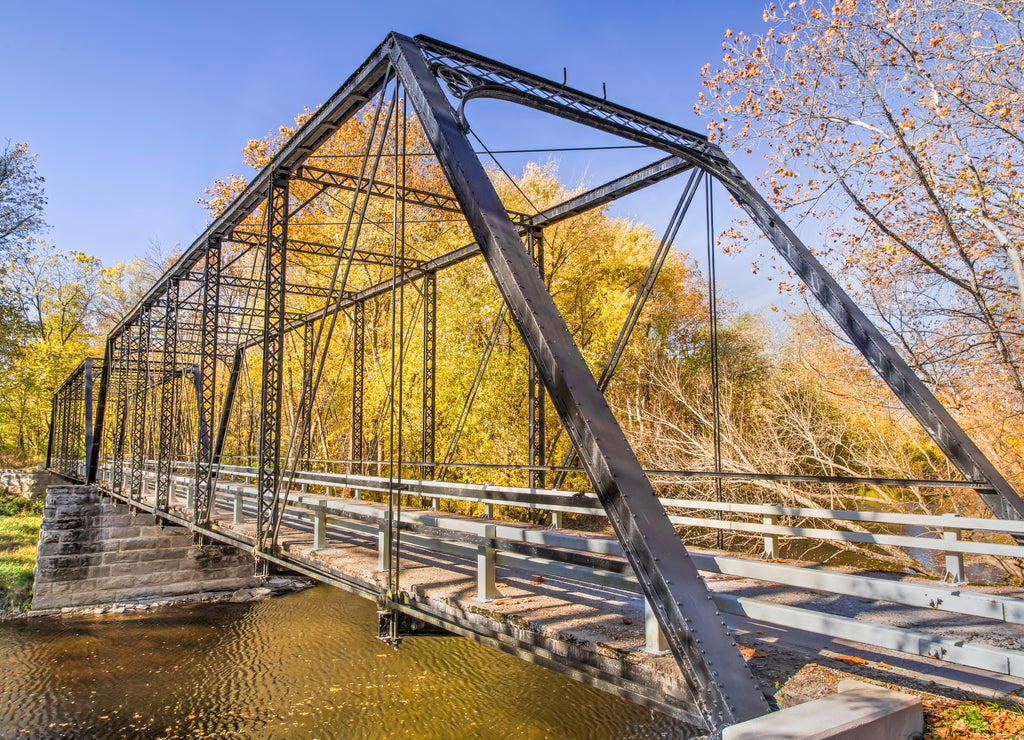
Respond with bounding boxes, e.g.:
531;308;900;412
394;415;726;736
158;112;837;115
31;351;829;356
0;491;43;613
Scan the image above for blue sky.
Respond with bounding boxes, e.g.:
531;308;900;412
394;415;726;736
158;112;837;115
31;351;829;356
3;0;777;304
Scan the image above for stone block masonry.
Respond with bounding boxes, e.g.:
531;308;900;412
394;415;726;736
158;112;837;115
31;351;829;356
1;468;58;500
32;485;254;611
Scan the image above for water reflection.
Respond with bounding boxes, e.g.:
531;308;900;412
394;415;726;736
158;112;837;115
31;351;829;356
0;586;695;739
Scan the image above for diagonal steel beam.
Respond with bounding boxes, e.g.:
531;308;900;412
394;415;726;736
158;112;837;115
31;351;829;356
412;34;1024;529
388;33;768;731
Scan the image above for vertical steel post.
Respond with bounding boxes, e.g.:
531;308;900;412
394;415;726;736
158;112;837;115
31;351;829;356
257;172;288;554
194;238;221;525
527;229;546;499
111;334;130;492
129;314;150;500
71;369;83;477
86;341;111;484
54;385;64;475
421;272;436;482
351;300;365;475
45;393;56;471
156;281;178;510
58;381;68;476
83;358;95;482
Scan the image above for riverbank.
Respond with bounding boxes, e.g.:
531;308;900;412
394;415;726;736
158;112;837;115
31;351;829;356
0;489;43;614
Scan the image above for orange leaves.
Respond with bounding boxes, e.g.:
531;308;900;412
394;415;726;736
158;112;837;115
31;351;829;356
696;0;1024;478
833;654;868;665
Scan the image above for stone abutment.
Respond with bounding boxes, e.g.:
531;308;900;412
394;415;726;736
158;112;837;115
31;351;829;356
32;485;254;611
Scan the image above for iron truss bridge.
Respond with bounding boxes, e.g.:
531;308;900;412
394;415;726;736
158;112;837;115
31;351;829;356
47;34;1024;735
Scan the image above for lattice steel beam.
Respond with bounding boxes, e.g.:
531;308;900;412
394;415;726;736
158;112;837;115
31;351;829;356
422;272;436;480
293;164;466;215
110;335;131;493
526;229;545;493
257;172;288;554
226;231;425;270
194;238;221;525
156;281;178;510
128;314;150;499
351;300;365;475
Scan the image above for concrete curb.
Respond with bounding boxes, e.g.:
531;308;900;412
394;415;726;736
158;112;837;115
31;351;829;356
722;680;923;740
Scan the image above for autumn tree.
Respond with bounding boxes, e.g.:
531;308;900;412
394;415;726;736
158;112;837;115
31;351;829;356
201;107;709;492
0;143;46;255
697;0;1024;485
0;244;113;459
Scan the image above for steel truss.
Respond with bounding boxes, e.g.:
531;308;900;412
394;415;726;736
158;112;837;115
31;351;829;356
45;32;1024;734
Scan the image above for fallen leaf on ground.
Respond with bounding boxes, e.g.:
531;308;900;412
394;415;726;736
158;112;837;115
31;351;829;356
737;644;767;659
834;655;867;666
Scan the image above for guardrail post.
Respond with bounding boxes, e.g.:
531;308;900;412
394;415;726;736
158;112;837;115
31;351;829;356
484;503;493;519
313;501;327;550
644;598;669;653
943;513;965;583
378;520;391;571
477;523;499;600
550;510;563;529
233;489;244;524
763;514;779;559
185;482;195;510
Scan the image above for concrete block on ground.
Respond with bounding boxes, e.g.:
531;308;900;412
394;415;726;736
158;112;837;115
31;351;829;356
722;683;923;740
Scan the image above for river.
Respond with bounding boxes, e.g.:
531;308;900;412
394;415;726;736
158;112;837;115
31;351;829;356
0;585;694;739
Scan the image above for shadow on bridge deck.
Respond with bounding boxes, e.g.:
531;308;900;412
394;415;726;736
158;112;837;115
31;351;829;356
203;489;699;723
100;475;1024;725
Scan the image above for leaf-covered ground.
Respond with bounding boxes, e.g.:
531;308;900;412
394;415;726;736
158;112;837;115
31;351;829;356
923;698;1024;739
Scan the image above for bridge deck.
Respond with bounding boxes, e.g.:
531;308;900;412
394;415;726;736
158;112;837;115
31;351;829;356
205;491;697;721
92;472;1024;723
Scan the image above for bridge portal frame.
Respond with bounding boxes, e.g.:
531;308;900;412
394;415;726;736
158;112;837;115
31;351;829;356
47;32;1024;735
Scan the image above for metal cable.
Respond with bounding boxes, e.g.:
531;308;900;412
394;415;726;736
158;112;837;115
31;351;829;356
550;172;703;487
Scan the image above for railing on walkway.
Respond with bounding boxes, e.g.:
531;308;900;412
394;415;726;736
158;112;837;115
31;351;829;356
108;457;1024;581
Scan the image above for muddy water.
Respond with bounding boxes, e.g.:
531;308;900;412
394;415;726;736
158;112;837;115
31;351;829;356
0;585;694;739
